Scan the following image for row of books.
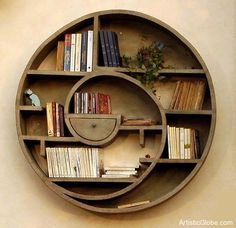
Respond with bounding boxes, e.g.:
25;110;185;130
167;125;200;159
56;31;93;72
46;147;101;178
46;102;64;137
99;30;121;67
102;166;138;178
74;92;111;114
169;80;206;110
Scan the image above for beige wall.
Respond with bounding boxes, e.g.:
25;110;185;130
0;0;235;227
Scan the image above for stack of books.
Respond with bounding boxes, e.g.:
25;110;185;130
169;80;206;110
99;30;121;67
102;166;138;178
74;92;111;114
56;30;93;72
46;147;101;178
167;125;200;159
46;102;64;137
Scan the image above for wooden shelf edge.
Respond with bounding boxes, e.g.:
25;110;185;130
18;105;45;112
119;125;163;130
95;67;205;75
165;109;213;115
27;70;86;77
21;135;80;142
139;158;201;164
65;113;121;119
47;177;137;183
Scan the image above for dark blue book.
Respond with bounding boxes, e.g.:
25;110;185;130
112;32;121;67
107;31;117;67
103;31;112;67
80;31;88;71
99;31;108;67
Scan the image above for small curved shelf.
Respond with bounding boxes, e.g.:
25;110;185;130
15;10;216;213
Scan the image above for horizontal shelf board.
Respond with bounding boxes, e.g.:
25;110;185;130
27;70;86;77
159;69;205;74
22;135;80;142
119;125;163;130
139;158;201;164
165;110;213;115
48;177;137;183
18;105;45;112
96;67;205;75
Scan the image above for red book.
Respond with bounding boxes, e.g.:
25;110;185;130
59;104;64;137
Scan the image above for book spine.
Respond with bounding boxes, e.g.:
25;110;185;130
107;31;117;67
86;30;93;72
55;103;60;137
74;33;82;71
63;34;71;71
56;41;65;71
46;148;54;177
52;102;56;136
80;31;88;72
59;104;64;137
70;34;76;71
103;31;112;67
112;32;121;67
46;102;54;136
99;31;108;66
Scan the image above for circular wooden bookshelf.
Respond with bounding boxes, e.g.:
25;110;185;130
15;10;216;213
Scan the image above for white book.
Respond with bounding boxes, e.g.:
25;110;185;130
55;103;60;137
46;148;53;177
184;128;188;159
102;174;132;178
70;34;76;71
187;128;191;159
64;148;71;177
68;148;76;177
105;170;137;175
56;148;63;177
167;125;171;159
180;128;185;159
176;127;180;159
75;33;82;71
61;147;68;177
86;30;93;72
51;148;59;177
104;166;137;171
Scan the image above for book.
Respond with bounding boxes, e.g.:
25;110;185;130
46;102;54;136
107;31;117;66
56;41;64;71
170;80;206;110
74;33;82;71
99;31;108;66
70;34;76;71
103;31;112;67
122;118;156;126
86;30;93;72
80;31;88;71
63;34;71;71
112;31;121;66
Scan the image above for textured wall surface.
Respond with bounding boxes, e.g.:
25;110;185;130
0;0;235;227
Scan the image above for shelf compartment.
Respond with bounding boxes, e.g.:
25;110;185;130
21;76;79;106
98;14;201;69
30;17;94;71
75;162;196;210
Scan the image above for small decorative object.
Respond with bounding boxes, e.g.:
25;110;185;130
145;154;151;158
24;89;41;106
122;41;165;92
